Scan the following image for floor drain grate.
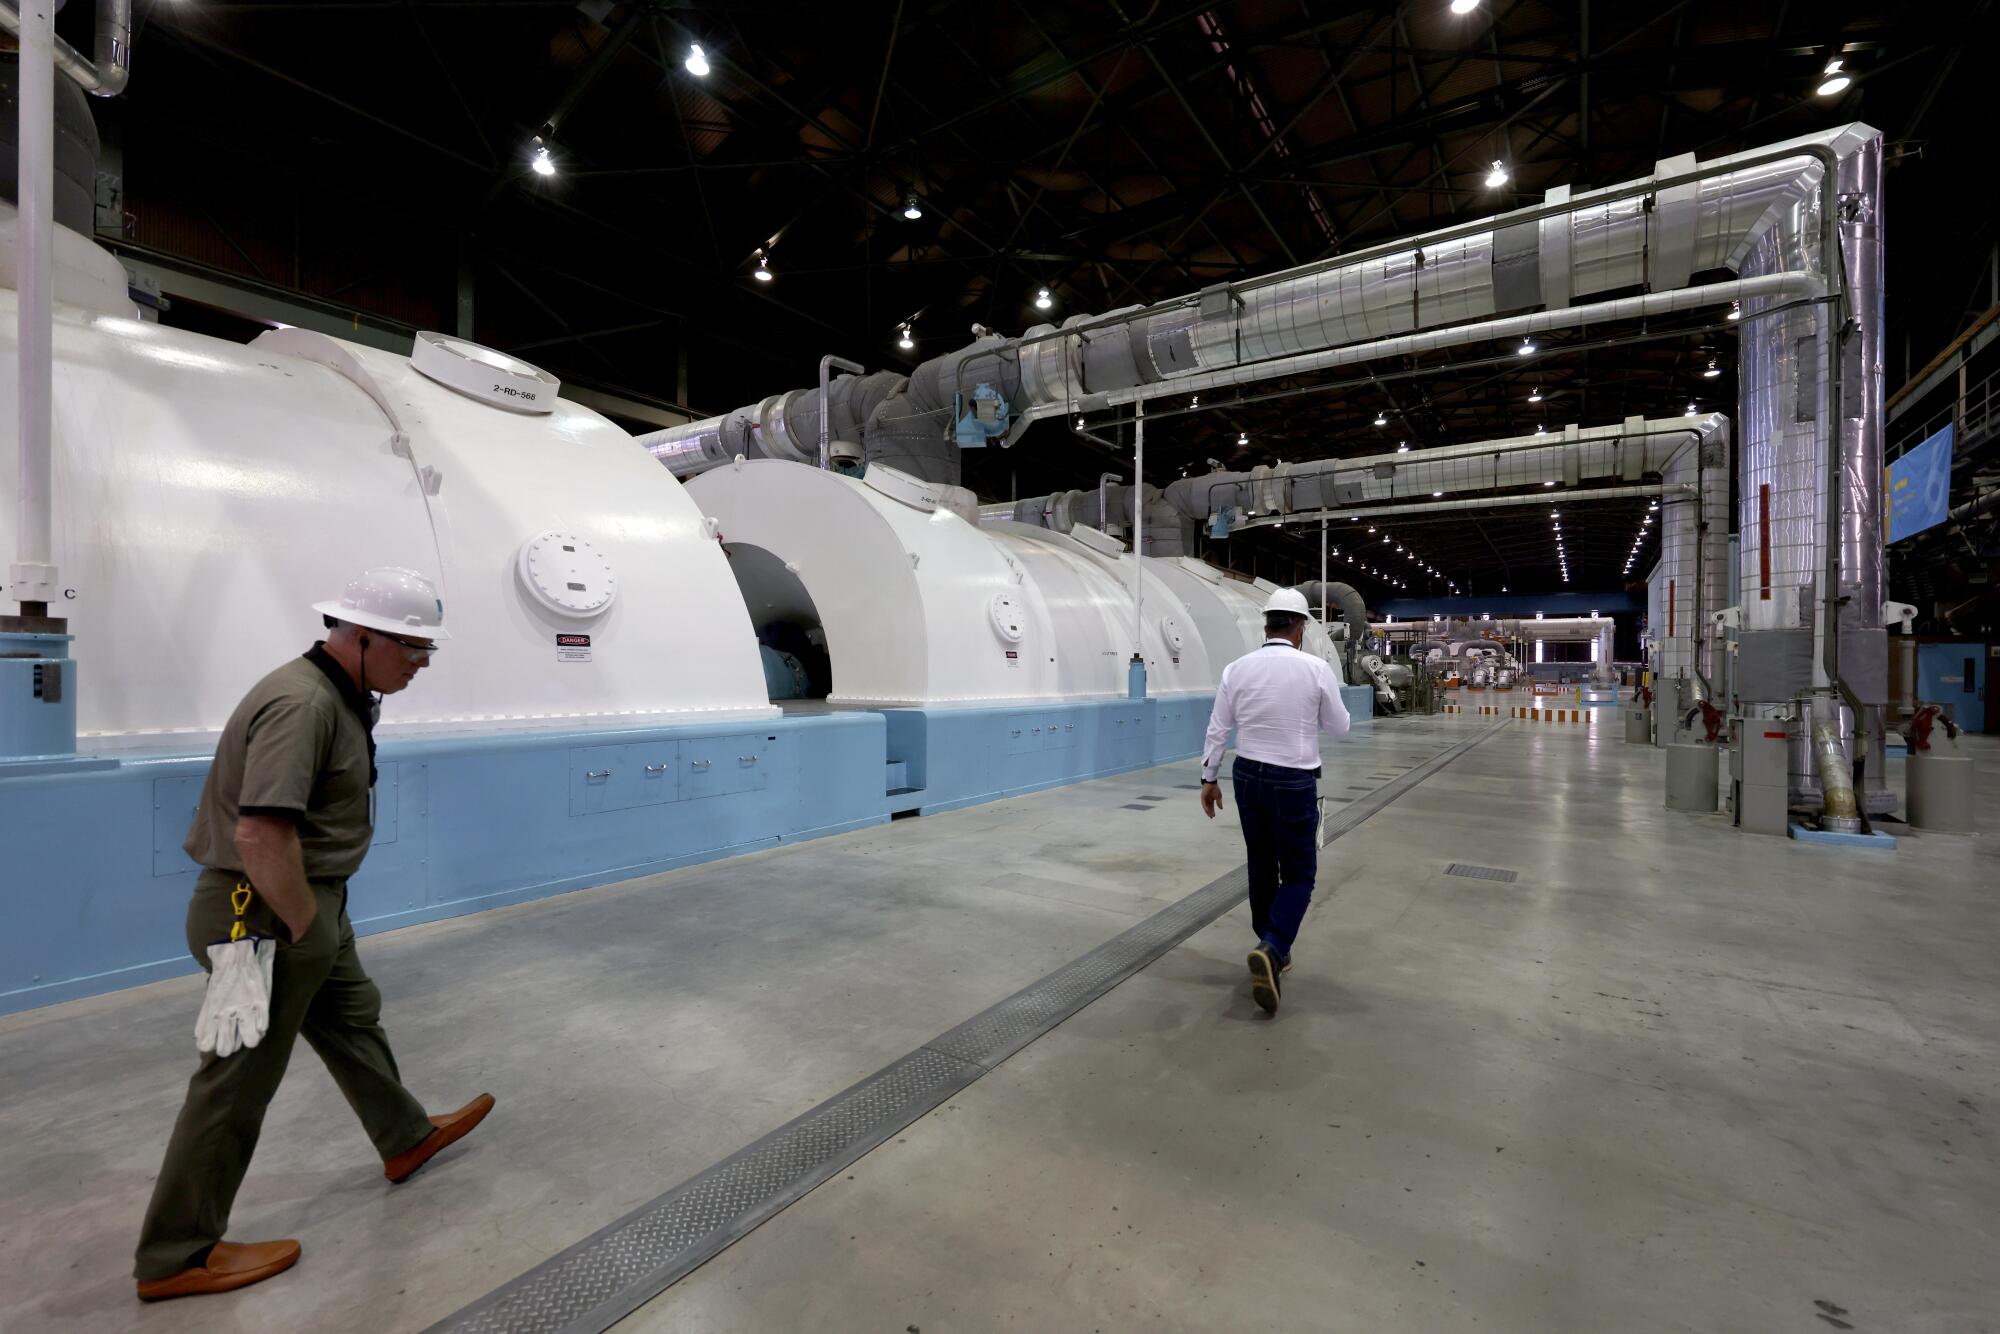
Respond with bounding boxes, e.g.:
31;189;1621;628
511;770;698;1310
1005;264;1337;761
1446;863;1518;883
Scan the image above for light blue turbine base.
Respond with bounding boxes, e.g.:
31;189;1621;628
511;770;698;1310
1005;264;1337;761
0;689;1391;1014
1342;683;1374;723
1787;821;1899;850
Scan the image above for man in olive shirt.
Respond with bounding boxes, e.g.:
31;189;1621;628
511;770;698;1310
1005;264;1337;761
134;567;495;1302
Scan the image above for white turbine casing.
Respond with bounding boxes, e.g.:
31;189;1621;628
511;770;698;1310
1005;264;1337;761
1147;558;1342;679
688;460;1219;704
0;247;772;742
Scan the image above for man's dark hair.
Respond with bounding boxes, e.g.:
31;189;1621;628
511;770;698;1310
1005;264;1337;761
1264;611;1308;635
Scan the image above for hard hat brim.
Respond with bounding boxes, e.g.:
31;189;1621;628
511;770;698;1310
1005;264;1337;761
311;600;452;642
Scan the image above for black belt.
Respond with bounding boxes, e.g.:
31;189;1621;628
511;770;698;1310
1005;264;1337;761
1233;756;1322;778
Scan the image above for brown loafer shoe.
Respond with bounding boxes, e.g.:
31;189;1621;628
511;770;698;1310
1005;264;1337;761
384;1092;495;1183
136;1239;300;1302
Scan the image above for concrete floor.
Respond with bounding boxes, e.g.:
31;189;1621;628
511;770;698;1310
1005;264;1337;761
2;717;1995;1333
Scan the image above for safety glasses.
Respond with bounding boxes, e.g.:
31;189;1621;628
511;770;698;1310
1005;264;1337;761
378;632;439;663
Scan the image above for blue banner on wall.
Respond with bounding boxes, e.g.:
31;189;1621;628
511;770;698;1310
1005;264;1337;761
1888;423;1953;542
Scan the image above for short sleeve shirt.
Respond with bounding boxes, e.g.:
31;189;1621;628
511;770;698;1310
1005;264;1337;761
182;646;378;881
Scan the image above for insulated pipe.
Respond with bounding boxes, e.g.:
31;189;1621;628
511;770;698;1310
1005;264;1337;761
9;0;56;614
1296;580;1366;677
1812;716;1861;828
1013;274;1820;429
0;0;131;97
817;354;864;470
650;131;1864;488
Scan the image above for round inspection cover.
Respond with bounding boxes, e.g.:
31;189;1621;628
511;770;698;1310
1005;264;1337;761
412;331;560;413
989;593;1026;643
1159;614;1185;654
518;532;617;617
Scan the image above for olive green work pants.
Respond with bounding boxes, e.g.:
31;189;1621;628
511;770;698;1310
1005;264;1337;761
133;871;433;1280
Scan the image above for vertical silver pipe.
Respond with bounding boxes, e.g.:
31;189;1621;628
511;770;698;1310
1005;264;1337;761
11;0;58;614
816;354;864;470
1131;400;1145;656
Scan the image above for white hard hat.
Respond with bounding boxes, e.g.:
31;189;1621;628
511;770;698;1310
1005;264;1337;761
1264;587;1311;617
312;566;451;642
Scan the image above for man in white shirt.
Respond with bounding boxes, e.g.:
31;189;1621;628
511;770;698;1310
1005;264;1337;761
1199;587;1352;1014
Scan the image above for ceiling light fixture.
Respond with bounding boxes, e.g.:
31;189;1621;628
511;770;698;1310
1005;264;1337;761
1450;0;1480;13
1237;431;1249;446
529;137;555;176
1684;400;1697;416
1485;159;1509;189
1034;286;1054;310
1518;337;1536;356
1397;441;1410;453
897;324;914;350
1816;58;1851;98
902;194;923;221
1527;386;1543;403
1703;357;1721;378
752;250;773;282
685;42;711;77
1374;411;1388;427
1728;300;1742;322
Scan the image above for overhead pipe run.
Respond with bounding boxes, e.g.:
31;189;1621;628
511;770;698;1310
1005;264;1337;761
0;0;132;97
992;413;1725;689
644;129;1865;491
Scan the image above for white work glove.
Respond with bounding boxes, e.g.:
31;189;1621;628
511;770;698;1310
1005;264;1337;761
194;937;277;1057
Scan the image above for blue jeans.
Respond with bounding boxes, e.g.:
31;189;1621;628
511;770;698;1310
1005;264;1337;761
1231;757;1320;959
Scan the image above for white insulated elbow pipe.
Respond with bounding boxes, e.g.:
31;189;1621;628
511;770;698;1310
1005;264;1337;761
0;0;131;97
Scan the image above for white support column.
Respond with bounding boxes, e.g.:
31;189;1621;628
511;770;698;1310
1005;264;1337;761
11;0;59;612
1131;399;1144;655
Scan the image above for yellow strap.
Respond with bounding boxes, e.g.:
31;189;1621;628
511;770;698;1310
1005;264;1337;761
230;883;252;942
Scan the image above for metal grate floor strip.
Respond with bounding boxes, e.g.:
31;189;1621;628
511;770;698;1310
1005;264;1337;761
429;720;1509;1334
1446;863;1519;883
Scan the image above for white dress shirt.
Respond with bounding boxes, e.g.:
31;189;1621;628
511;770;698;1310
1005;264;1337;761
1201;639;1352;781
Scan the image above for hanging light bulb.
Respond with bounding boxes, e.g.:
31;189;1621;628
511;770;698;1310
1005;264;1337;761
1450;0;1480;13
529;137;556;176
1727;300;1743;322
897;324;915;350
685;43;711;77
1237;431;1249;447
1396;440;1410;453
1485;159;1509;189
1518;337;1536;356
1527;386;1543;403
902;193;923;221
1190;395;1199;408
1816;58;1851;97
1374;410;1388;427
1034;286;1054;310
1535;423;1547;435
752;250;773;282
1684;399;1697;416
1703;357;1721;378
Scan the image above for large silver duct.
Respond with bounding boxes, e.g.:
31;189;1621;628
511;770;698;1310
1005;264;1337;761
0;0;132;96
1733;126;1889;812
1296;580;1367;677
643;127;1870;491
